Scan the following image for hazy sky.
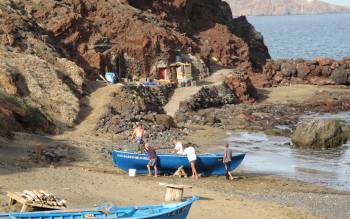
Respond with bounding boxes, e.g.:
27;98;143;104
323;0;350;6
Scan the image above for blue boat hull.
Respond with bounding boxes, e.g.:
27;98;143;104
0;197;198;219
112;150;245;175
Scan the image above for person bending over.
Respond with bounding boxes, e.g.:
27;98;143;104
144;143;158;177
183;144;198;179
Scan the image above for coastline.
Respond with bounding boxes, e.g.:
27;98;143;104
2;119;350;218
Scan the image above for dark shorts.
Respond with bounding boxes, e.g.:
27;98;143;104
136;137;143;144
224;161;231;170
148;159;157;167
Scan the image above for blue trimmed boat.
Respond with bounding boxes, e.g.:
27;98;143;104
0;196;198;219
112;150;245;175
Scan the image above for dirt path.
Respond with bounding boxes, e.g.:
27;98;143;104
164;86;201;117
164;69;234;117
57;83;123;139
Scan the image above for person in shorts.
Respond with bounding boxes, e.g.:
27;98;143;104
182;144;198;179
223;143;234;180
144;143;158;177
131;123;145;152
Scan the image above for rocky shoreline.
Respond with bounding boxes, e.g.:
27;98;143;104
261;57;350;87
175;85;350;131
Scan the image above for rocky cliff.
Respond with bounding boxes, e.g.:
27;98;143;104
0;0;270;137
226;0;350;16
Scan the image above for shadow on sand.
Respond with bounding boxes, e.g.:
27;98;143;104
0;133;85;176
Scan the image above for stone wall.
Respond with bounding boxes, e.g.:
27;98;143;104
262;57;350;86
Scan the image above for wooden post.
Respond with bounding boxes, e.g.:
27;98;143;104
164;187;184;202
159;183;192;202
35;144;42;162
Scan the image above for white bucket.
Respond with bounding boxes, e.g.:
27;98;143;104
128;169;136;177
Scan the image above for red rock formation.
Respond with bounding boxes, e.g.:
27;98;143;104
225;71;257;104
13;0;269;79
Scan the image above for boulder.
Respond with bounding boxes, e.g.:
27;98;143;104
281;62;296;77
316;58;333;66
296;63;310;79
273;72;284;83
155;114;175;130
291;120;347;149
321;66;332;77
331;66;350;85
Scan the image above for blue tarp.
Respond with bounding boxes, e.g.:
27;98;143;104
105;72;116;83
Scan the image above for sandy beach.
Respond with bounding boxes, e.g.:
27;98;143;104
1;118;350;219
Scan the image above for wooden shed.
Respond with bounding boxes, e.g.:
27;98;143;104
168;62;192;83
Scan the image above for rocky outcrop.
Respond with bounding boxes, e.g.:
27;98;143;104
0;1;86;133
95;85;188;144
226;0;350;16
231;16;270;70
0;51;85;129
177;84;237;113
225;71;257;104
291;119;347;149
177;70;257;114
261;57;350;87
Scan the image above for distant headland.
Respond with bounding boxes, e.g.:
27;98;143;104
225;0;350;16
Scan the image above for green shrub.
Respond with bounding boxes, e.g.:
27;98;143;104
26;107;43;130
0;91;43;131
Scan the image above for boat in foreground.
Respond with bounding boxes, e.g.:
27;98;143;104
112;150;245;175
0;196;198;219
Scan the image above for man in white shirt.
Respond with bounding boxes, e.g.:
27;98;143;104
173;140;184;155
182;144;198;179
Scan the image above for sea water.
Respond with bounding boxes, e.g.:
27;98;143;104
248;13;350;60
207;112;350;191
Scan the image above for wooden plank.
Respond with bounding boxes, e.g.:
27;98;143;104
8;198;15;206
7;191;66;210
7;192;28;204
158;182;192;189
20;204;32;212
